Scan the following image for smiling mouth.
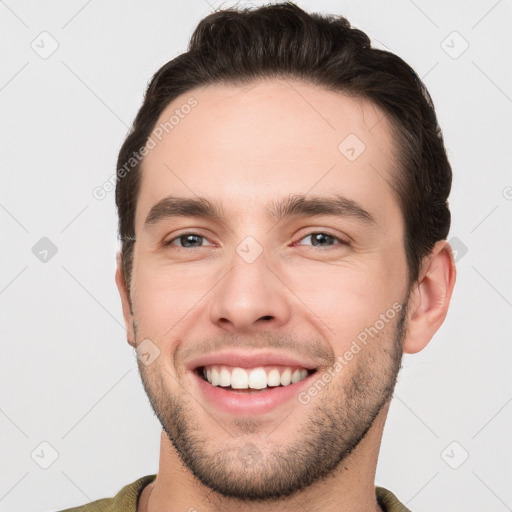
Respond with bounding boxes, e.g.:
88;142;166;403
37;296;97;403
194;365;317;392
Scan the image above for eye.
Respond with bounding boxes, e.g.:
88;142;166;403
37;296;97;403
295;232;349;248
163;233;214;249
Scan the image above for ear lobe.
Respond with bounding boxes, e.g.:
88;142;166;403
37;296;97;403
115;251;136;347
403;240;457;354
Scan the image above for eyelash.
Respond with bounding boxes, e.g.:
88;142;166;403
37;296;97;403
163;231;349;249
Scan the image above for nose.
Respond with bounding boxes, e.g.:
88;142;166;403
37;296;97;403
208;244;293;334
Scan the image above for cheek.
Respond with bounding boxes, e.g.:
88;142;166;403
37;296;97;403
283;261;404;351
130;260;212;333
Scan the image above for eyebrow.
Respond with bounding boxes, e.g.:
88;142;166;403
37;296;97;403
144;194;376;227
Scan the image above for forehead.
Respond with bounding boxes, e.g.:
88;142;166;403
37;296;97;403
135;79;400;228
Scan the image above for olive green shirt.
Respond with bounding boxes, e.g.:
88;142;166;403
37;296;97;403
57;474;412;511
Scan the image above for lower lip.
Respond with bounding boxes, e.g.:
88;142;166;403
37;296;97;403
192;369;317;415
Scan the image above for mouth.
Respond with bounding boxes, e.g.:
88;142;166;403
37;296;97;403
194;365;317;392
191;364;319;415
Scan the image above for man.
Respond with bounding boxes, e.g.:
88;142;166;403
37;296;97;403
59;2;456;511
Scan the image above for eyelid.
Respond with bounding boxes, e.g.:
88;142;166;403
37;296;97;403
163;230;215;247
293;228;351;246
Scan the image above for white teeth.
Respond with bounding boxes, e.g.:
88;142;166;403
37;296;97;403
230;368;249;389
202;365;311;389
267;369;281;387
219;367;231;387
248;368;267;389
292;369;308;383
291;369;303;383
280;368;292;386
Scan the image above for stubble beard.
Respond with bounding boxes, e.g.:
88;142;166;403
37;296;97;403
134;304;407;502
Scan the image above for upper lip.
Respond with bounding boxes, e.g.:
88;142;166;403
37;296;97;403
186;350;320;371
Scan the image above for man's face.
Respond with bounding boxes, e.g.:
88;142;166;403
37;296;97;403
120;80;411;501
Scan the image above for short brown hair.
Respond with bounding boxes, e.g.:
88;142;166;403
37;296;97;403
115;2;452;292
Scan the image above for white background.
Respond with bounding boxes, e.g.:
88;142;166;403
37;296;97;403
1;1;511;511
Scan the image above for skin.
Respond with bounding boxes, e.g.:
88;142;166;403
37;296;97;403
115;79;456;512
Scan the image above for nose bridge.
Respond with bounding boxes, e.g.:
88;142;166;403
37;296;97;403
208;234;292;332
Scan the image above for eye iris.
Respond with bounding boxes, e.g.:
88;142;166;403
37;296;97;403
311;233;334;246
180;234;202;247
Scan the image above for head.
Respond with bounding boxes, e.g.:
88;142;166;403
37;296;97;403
115;2;455;503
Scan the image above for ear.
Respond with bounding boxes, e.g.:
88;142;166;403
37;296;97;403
403;240;457;354
115;251;136;347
